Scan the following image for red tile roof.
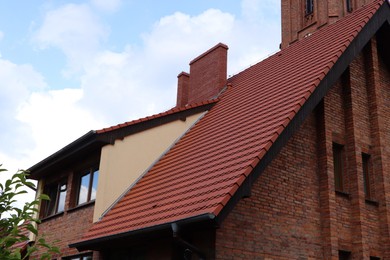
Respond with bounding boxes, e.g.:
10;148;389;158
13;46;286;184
75;0;387;245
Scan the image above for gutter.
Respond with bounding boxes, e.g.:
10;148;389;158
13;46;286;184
69;213;216;251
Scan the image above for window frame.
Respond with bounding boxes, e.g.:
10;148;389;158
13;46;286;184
76;168;99;206
62;252;93;260
41;179;68;218
305;0;314;15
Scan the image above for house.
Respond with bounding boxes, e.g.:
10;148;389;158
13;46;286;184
28;0;390;259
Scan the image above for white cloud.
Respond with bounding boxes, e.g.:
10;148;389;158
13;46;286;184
16;88;104;163
0;59;47;159
77;2;280;125
1;0;281;208
90;0;122;12
32;3;108;77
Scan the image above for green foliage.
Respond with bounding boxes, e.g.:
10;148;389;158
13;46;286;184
0;165;60;259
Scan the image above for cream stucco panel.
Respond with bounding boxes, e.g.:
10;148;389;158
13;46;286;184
93;112;206;222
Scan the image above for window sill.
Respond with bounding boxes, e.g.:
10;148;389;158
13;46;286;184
335;190;351;198
365;198;379;206
68;200;95;213
40;212;64;222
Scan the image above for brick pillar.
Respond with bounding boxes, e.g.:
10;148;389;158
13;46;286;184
317;100;339;259
345;57;370;259
176;72;190;107
365;38;390;258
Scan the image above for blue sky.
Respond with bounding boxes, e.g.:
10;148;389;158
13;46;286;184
0;0;280;201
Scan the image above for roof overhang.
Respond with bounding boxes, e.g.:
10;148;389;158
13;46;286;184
70;213;216;251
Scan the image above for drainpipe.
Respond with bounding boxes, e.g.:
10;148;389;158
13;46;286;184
171;223;206;260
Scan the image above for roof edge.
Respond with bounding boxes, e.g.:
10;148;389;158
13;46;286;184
69;213;216;251
28;130;98;178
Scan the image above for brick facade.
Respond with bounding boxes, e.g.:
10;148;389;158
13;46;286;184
215;38;390;259
281;0;371;48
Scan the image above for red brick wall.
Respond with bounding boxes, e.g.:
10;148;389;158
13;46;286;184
188;43;227;105
216;112;323;259
34;203;95;259
281;0;375;48
215;39;390;259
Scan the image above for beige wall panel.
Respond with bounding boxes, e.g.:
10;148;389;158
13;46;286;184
93;112;205;222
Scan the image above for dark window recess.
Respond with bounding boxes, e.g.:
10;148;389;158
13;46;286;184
333;143;345;192
346;0;353;12
63;253;92;260
339;250;351;260
370;257;381;260
305;0;314;15
77;168;99;205
42;180;67;217
362;153;372;199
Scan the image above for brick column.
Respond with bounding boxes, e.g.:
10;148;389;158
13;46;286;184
317;100;339;259
345;56;370;259
365;38;390;258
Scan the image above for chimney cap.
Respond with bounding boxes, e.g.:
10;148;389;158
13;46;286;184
189;43;228;65
177;71;190;78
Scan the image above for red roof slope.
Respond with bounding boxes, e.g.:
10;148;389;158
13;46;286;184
77;0;387;244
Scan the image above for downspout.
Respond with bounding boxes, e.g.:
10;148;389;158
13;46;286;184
171;223;206;260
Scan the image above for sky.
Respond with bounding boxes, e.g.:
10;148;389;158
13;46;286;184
0;0;281;205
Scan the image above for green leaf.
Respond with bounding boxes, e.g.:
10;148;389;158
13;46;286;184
26;223;38;236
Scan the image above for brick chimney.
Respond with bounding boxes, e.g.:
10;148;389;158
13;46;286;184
176;43;228;107
176;72;190;107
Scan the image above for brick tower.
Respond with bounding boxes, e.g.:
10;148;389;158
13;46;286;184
281;0;372;48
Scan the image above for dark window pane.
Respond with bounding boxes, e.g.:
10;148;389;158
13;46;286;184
78;173;90;205
346;0;352;12
339;250;351;260
306;0;314;15
333;143;344;191
362;153;371;198
45;186;58;217
42;180;67;217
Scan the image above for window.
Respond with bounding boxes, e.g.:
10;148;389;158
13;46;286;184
76;168;99;205
339;250;351;260
333;143;345;192
362;153;371;199
346;0;353;13
305;0;314;15
63;253;92;260
42;179;67;217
